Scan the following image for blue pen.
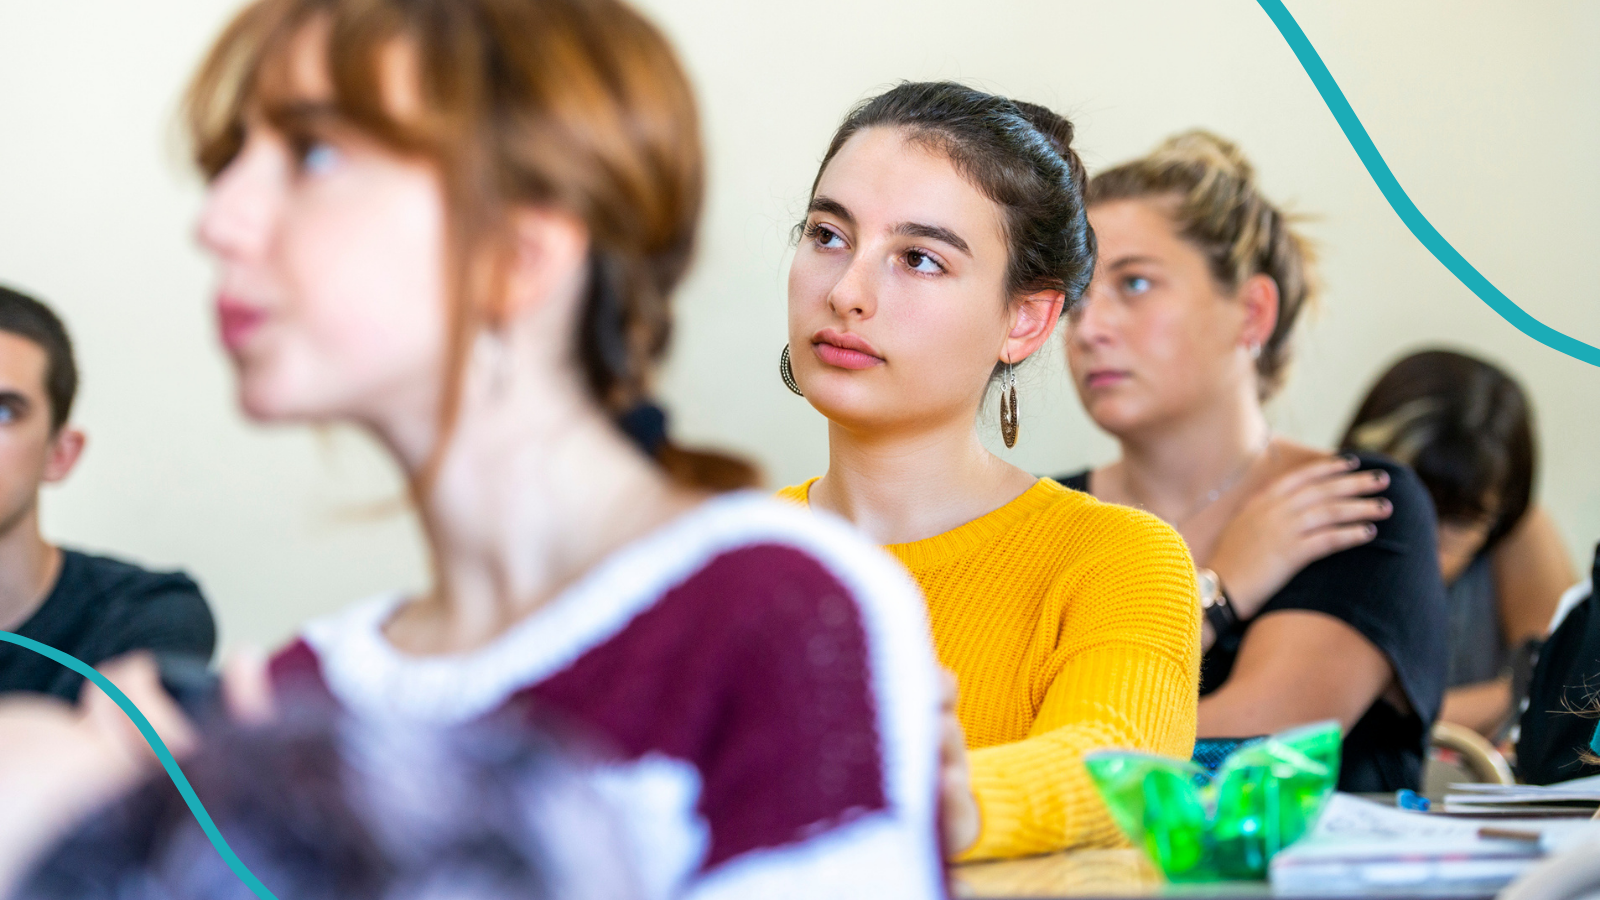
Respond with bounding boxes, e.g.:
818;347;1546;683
1396;789;1431;812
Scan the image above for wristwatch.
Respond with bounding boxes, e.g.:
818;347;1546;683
1196;567;1240;637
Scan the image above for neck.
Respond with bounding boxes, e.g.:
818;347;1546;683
0;505;60;632
1114;383;1270;524
378;363;696;653
811;408;1030;545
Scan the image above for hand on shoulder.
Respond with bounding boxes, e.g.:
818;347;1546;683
1209;448;1394;618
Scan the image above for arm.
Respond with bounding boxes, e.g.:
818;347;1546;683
0;655;197;897
1204;459;1393;651
961;645;1197;860
107;577;218;660
957;522;1201;861
1492;506;1576;644
47;577;218;702
1198;610;1394;736
1439;679;1513;738
1438;507;1575;737
1201;459;1448;740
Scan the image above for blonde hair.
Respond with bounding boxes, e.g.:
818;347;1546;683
1089;130;1315;398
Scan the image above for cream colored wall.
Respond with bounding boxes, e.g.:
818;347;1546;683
0;0;1595;650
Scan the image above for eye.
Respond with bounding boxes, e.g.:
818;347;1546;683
806;222;846;249
0;404;17;424
1122;275;1151;295
904;249;945;275
289;135;343;177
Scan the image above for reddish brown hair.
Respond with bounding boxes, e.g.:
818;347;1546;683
185;0;756;490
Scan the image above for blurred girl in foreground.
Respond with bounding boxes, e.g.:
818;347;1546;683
1058;131;1449;792
779;82;1201;861
1341;349;1574;738
0;1;948;897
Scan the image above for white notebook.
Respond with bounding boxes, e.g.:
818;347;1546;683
1269;794;1600;895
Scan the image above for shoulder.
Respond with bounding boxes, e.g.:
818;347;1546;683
56;548;208;611
1014;482;1197;631
1029;480;1193;570
649;493;930;642
774;478;817;506
1352;453;1438;549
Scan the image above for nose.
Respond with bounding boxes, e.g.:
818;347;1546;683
1067;278;1117;351
825;252;877;321
196;144;280;265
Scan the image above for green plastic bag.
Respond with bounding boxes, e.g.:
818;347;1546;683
1084;721;1341;882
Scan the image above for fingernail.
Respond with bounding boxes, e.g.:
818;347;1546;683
1366;524;1378;537
1379;499;1392;512
1343;454;1360;468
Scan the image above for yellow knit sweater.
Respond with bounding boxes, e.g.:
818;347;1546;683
778;477;1201;860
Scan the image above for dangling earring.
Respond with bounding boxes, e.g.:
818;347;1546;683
999;361;1019;448
780;344;804;397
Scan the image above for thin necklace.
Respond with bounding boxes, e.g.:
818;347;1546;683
1171;433;1274;528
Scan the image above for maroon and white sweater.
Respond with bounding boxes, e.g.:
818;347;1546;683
269;493;946;899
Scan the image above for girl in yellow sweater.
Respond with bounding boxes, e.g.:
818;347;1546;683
776;82;1201;861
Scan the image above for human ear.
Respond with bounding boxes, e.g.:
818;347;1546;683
41;428;85;484
1002;289;1066;364
1237;273;1280;350
496;207;592;326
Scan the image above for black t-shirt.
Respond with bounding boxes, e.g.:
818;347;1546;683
0;549;216;702
1056;454;1449;792
1516;543;1600;785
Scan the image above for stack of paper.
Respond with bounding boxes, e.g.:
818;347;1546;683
1443;774;1600;816
1269;794;1600;896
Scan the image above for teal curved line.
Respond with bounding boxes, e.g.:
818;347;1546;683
1254;0;1600;367
0;631;278;900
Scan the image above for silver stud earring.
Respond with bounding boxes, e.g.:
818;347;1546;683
999;361;1019;448
1249;341;1263;361
780;344;804;397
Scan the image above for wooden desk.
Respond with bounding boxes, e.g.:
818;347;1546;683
953;848;1167;898
952;849;1487;900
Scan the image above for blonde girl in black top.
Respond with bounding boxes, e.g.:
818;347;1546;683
1056;131;1449;791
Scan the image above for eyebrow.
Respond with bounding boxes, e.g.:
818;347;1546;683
807;196;854;225
893;222;970;256
807;196;972;256
1106;254;1162;269
0;390;31;413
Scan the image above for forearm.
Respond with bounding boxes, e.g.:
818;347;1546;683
961;720;1134;861
959;652;1197;861
1198;612;1392;737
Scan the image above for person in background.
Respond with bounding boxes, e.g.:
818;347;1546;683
180;0;945;896
1057;131;1448;792
778;81;1201;861
1515;541;1598;785
1340;349;1575;739
0;285;214;701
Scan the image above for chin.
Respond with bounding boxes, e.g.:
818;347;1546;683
234;368;332;425
800;381;895;432
1082;395;1151;439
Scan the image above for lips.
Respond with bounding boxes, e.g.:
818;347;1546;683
811;328;884;371
216;298;268;353
1084;369;1130;389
